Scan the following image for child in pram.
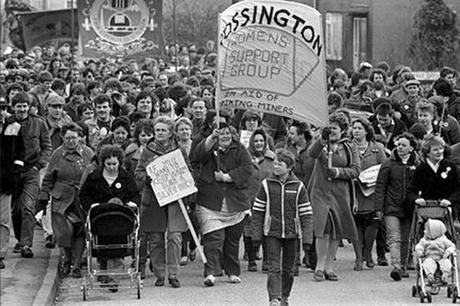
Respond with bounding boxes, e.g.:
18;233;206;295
415;219;456;293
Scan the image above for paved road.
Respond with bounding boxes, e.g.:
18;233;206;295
1;229;51;306
54;242;458;305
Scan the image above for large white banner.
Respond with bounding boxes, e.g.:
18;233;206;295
146;149;197;207
217;0;328;126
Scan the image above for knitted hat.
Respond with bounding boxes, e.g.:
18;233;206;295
46;93;65;106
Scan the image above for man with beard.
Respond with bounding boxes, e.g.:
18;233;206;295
10;91;52;258
370;69;390;98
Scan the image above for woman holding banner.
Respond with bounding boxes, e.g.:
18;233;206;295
134;116;188;288
190;122;255;287
307;112;360;281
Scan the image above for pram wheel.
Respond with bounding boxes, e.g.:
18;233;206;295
413;285;418;297
426;292;432;303
82;283;87;301
420;292;432;303
453;287;458;303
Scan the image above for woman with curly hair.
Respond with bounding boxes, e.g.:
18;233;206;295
308;112;360;281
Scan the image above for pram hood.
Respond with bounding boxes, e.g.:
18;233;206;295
425;219;447;239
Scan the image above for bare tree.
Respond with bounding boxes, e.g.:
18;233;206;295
162;0;231;48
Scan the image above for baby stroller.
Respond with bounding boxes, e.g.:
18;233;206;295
409;200;459;303
81;202;141;300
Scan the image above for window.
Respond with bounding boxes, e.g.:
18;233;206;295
66;0;75;8
352;17;368;71
325;13;343;61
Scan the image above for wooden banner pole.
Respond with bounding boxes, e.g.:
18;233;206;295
178;199;206;263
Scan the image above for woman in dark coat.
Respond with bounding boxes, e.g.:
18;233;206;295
350;118;386;271
407;134;460;211
135;116;187;288
308;112;360;282
39;123;93;278
190;121;255;286
79;144;140;291
374;132;419;281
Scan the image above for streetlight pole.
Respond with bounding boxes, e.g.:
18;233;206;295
71;0;75;63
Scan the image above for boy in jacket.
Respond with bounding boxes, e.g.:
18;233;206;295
251;149;313;306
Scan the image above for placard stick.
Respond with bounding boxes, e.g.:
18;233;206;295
178;199;207;263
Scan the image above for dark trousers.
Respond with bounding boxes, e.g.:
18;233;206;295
12;168;39;247
353;213;379;261
376;220;388;258
243;235;262;263
202;219;245;277
266;236;296;301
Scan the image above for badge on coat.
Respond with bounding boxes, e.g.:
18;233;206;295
115;182;122;189
4;122;21;136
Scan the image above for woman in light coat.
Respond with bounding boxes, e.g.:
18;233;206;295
308;112;360;281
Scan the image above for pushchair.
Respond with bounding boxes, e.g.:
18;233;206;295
409;200;459;303
81;202;141;300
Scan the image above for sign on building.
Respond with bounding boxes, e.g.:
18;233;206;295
216;0;328;127
146;149;197;207
78;0;164;58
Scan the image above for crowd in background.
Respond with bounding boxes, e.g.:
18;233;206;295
1;42;460;306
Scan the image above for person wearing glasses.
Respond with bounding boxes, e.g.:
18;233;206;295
38;123;94;278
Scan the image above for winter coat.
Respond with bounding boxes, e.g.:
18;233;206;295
447;94;460;123
84;116;115;150
354;141;386;213
436;115;460;145
307;138;360;240
251;173;313;243
374;149;419;218
415;219;456;261
246;149;275;204
190;137;255;213
14;114;52;171
450;143;460;173
40;144;94;215
371;117;407;151
45;114;73;150
124;142;143;191
0;119;25;195
134;139;188;233
79;166;140;211
407;158;460;206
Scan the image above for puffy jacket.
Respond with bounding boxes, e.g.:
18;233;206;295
251;173;313;244
415;219;456;261
13;114;52;170
374;149;419;218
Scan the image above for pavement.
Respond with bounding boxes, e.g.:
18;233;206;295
0;228;60;306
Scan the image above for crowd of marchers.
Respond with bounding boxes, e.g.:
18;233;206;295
1;43;460;306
